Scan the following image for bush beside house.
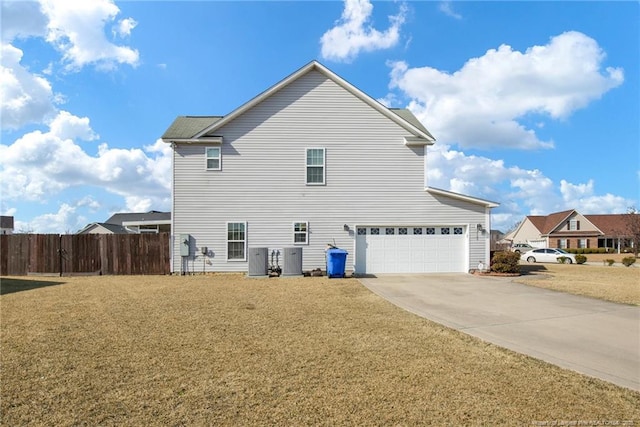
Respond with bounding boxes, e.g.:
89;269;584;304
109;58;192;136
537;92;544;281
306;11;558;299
490;251;521;274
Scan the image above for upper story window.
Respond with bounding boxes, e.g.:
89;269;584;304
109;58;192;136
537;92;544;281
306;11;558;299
568;220;580;231
206;147;221;170
293;221;309;245
306;148;325;185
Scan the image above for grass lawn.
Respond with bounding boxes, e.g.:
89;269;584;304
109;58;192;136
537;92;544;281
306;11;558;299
517;261;640;305
1;274;639;426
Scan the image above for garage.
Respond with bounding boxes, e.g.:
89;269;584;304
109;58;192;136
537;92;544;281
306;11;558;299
354;226;467;274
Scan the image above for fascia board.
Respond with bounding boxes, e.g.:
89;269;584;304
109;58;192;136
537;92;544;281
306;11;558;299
404;136;434;146
162;136;223;144
427;187;499;208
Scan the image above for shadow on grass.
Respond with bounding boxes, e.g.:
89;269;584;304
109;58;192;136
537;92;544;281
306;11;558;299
0;277;66;295
518;264;549;276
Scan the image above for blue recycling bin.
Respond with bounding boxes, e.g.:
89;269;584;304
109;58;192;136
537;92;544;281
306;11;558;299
326;248;348;278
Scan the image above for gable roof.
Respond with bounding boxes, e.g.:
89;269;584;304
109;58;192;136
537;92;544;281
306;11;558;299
162;116;222;140
106;211;171;226
518;210;633;238
585;214;631;236
161;60;435;144
539;209;576;234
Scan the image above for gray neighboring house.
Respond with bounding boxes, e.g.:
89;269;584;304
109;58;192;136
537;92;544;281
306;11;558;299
1;216;14;235
162;60;498;275
77;211;171;234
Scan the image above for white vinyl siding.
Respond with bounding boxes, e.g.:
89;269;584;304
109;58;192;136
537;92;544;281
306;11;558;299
293;221;309;244
171;70;491;273
206;147;221;170
306;148;325;185
226;222;247;261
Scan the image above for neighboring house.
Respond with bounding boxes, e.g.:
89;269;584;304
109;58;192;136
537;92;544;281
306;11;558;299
76;222;135;235
490;229;509;252
161;60;498;275
504;209;634;252
77;211;171;234
105;211;171;234
1;216;14;235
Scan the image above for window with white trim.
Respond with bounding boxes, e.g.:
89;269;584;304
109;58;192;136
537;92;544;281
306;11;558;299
578;239;588;249
306;148;325;185
558;239;568;249
226;222;246;261
293;221;309;244
568;219;580;231
206;147;221;170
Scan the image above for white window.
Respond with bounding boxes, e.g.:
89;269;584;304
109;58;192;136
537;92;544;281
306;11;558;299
306;148;325;185
206;147;221;170
568;220;580;231
226;222;246;261
578;239;588;249
293;221;309;244
559;239;568;249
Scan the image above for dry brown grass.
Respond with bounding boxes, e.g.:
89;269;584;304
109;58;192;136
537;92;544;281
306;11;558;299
2;274;639;426
517;262;640;305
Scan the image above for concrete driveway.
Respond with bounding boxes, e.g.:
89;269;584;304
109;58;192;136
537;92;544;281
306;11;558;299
358;273;640;391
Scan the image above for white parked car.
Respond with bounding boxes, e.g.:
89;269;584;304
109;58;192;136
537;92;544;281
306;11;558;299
511;243;534;253
521;248;577;264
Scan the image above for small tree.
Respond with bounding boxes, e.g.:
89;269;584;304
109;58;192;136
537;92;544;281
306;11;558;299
623;207;640;256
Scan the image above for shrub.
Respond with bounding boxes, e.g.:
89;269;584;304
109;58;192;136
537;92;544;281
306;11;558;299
575;254;587;264
622;257;636;267
604;259;615;266
491;251;521;274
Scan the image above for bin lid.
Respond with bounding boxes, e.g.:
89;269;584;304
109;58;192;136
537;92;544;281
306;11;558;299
327;248;348;254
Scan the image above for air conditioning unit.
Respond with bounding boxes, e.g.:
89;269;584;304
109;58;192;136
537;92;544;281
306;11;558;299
248;247;269;276
281;247;302;276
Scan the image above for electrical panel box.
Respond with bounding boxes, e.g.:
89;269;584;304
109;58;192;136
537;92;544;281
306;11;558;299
180;234;190;256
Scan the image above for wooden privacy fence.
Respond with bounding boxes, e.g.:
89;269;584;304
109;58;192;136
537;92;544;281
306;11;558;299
0;233;170;276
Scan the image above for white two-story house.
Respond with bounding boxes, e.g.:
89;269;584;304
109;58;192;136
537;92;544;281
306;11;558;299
161;61;498;275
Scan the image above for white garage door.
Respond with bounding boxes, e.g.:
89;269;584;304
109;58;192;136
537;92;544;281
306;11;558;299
355;226;467;274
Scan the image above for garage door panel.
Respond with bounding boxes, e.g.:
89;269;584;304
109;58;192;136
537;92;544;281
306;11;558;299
356;226;466;274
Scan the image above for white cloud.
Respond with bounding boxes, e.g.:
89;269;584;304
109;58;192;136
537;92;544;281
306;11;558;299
0;111;171;210
423;142;634;231
439;1;462;20
559;180;630;214
320;0;407;62
0;0;140;131
1;1;48;42
39;0;139;71
0;43;58;130
114;17;137;38
388;31;624;150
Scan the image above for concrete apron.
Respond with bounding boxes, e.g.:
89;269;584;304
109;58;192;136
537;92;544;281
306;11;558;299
358;273;640;392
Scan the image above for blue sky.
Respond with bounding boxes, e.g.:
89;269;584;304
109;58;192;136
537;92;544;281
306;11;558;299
1;0;638;233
